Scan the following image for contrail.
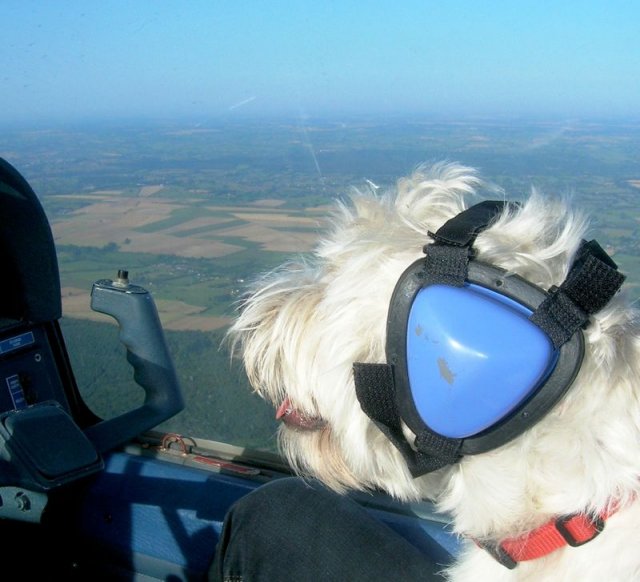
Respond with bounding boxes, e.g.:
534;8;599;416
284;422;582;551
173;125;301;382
296;114;324;187
228;96;256;111
302;125;323;179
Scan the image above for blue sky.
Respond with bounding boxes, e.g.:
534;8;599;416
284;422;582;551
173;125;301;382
2;1;639;123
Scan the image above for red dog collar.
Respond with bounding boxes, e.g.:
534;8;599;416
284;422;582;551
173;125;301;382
477;504;621;569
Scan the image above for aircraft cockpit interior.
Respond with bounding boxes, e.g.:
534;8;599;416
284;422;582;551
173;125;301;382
0;157;456;580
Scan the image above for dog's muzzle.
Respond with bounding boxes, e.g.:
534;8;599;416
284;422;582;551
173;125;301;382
354;200;626;477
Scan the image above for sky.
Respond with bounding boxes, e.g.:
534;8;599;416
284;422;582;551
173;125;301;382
2;1;640;124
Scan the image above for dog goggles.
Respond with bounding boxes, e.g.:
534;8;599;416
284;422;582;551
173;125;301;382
354;201;625;477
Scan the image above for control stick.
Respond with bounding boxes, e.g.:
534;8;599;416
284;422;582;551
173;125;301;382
84;271;184;452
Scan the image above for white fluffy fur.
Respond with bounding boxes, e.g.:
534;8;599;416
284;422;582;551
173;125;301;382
227;163;640;580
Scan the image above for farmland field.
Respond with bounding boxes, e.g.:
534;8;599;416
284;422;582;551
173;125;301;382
52;193;328;330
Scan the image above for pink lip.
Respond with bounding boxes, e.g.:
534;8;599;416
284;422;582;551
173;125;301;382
276;397;326;430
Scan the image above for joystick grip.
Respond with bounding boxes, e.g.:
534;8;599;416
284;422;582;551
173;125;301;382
84;271;184;452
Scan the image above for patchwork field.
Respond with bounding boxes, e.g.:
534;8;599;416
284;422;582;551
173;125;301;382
51;191;327;330
52;194;324;256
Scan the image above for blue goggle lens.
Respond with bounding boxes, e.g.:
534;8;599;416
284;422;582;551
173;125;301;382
407;283;558;438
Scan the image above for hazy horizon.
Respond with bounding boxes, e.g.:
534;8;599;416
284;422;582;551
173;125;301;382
3;111;640;133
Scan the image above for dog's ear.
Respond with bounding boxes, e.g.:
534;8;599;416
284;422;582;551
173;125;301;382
473;193;589;287
321;163;484;258
394;162;483;234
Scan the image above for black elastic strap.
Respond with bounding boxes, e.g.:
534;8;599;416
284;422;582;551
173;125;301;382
530;240;625;348
424;200;511;287
353;363;462;477
428;200;510;247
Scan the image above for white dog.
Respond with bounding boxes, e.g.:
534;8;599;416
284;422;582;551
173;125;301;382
228;163;640;581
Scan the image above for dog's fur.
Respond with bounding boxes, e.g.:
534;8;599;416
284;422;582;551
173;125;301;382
228;163;640;580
